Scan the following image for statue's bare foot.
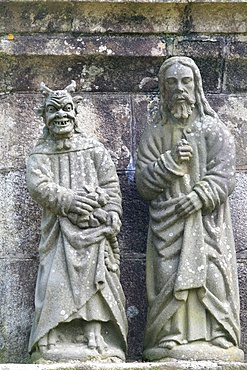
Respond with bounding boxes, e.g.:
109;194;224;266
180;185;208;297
38;334;48;352
212;337;234;349
38;330;57;351
87;332;97;349
83;321;107;353
158;339;177;349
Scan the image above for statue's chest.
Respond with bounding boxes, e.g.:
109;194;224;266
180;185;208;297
49;151;99;189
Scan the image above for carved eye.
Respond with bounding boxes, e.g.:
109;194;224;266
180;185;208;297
63;104;73;112
166;77;177;86
182;77;193;84
46;105;57;113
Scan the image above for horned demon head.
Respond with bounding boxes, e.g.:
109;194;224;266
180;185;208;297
37;80;82;138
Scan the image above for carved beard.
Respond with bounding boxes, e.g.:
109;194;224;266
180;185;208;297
169;94;196;119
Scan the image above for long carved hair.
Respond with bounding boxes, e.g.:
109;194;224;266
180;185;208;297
157;56;217;124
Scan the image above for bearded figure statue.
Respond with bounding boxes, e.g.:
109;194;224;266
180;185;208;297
136;57;244;362
26;81;127;362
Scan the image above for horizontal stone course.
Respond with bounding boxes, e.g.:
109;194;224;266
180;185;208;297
0;361;247;370
0;2;246;34
0;35;167;57
0;36;246;94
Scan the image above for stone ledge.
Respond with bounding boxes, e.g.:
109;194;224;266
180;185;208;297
1;35;246;58
0;362;247;370
0;35;167;57
0;2;246;35
2;0;247;3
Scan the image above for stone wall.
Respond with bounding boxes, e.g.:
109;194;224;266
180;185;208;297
0;0;246;363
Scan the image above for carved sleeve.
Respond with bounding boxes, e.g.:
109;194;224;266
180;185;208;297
193;119;236;214
136;125;187;201
26;154;74;216
93;147;122;216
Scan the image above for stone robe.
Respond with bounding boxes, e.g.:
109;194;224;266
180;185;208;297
27;133;127;355
136;114;240;354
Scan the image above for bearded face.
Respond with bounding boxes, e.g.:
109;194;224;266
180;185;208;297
169;92;195;119
163;63;196;120
44;91;76;138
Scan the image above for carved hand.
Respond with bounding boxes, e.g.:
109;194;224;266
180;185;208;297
175;191;202;218
106;211;121;236
69;194;99;216
171;139;193;164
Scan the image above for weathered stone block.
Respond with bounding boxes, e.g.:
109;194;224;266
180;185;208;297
1;35;245;95
240;309;247;359
0;2;74;34
224;61;247;94
171;36;224;93
77;94;132;170
1;2;246;37
207;94;247;171
0;94;42;170
229;36;247;59
0;55;162;93
118;175;149;256
132;94;159;152
0;2;185;35
238;261;247;355
72;3;185;34
0;260;38;363
121;257;147;360
224;37;247;93
0;361;246;370
0;170;40;259
190;3;247;34
0;35;168;58
238;262;247;312
230;173;247;259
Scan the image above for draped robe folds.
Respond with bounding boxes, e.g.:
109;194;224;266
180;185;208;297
26;133;127;355
136;115;240;353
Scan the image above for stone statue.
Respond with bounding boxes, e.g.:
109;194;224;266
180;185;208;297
26;81;127;362
136;57;244;362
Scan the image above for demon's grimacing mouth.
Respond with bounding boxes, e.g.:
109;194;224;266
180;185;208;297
53;119;71;127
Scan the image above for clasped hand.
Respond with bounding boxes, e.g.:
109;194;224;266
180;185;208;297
69;191;121;232
69;192;99;216
171;138;193;164
175;191;202;218
106;211;121;236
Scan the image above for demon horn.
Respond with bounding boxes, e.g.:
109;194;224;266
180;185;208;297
65;80;76;93
40;82;53;96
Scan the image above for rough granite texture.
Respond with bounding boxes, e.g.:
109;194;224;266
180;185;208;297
0;0;246;365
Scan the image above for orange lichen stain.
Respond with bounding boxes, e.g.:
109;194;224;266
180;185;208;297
158;43;165;50
7;34;14;40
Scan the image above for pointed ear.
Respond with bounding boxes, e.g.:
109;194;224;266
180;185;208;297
36;107;44;117
40;82;52;97
73;95;83;104
65;80;76;93
73;95;83;114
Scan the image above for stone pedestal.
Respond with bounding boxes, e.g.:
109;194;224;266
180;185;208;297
0;362;247;370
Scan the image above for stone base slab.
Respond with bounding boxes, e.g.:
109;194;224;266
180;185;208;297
143;342;244;362
0;362;247;370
